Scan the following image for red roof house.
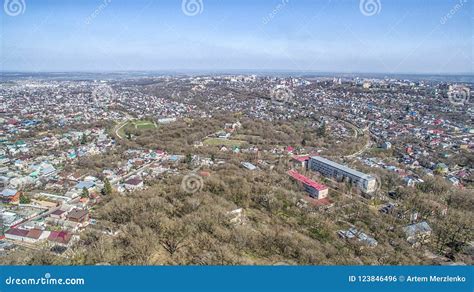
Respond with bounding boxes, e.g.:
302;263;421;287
288;170;329;199
48;230;73;245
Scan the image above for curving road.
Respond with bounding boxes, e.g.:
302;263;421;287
339;120;373;159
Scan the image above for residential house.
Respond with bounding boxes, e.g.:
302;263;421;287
5;228;47;243
66;209;89;224
50;209;67;219
403;221;432;246
74;181;95;191
287;170;328;199
1;188;20;203
338;227;378;247
226;208;245;225
48;230;73;246
124;177;144;191
292;155;309;170
382;141;392;150
241;162;257;171
0;176;8;190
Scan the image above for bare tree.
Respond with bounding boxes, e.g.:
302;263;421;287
159;218;189;256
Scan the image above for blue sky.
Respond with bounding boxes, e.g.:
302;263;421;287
0;0;472;73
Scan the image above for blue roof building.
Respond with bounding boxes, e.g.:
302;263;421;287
75;181;95;190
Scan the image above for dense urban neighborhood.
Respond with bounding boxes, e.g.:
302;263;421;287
0;73;472;265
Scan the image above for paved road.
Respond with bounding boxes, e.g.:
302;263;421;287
345;137;373;159
113;113;134;140
114;120;130;140
343;122;373;159
111;114;160;185
110;160;156;185
12;196;82;229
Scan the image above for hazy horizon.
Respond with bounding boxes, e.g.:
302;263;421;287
1;0;472;74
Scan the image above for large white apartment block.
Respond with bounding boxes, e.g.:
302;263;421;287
309;156;376;193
